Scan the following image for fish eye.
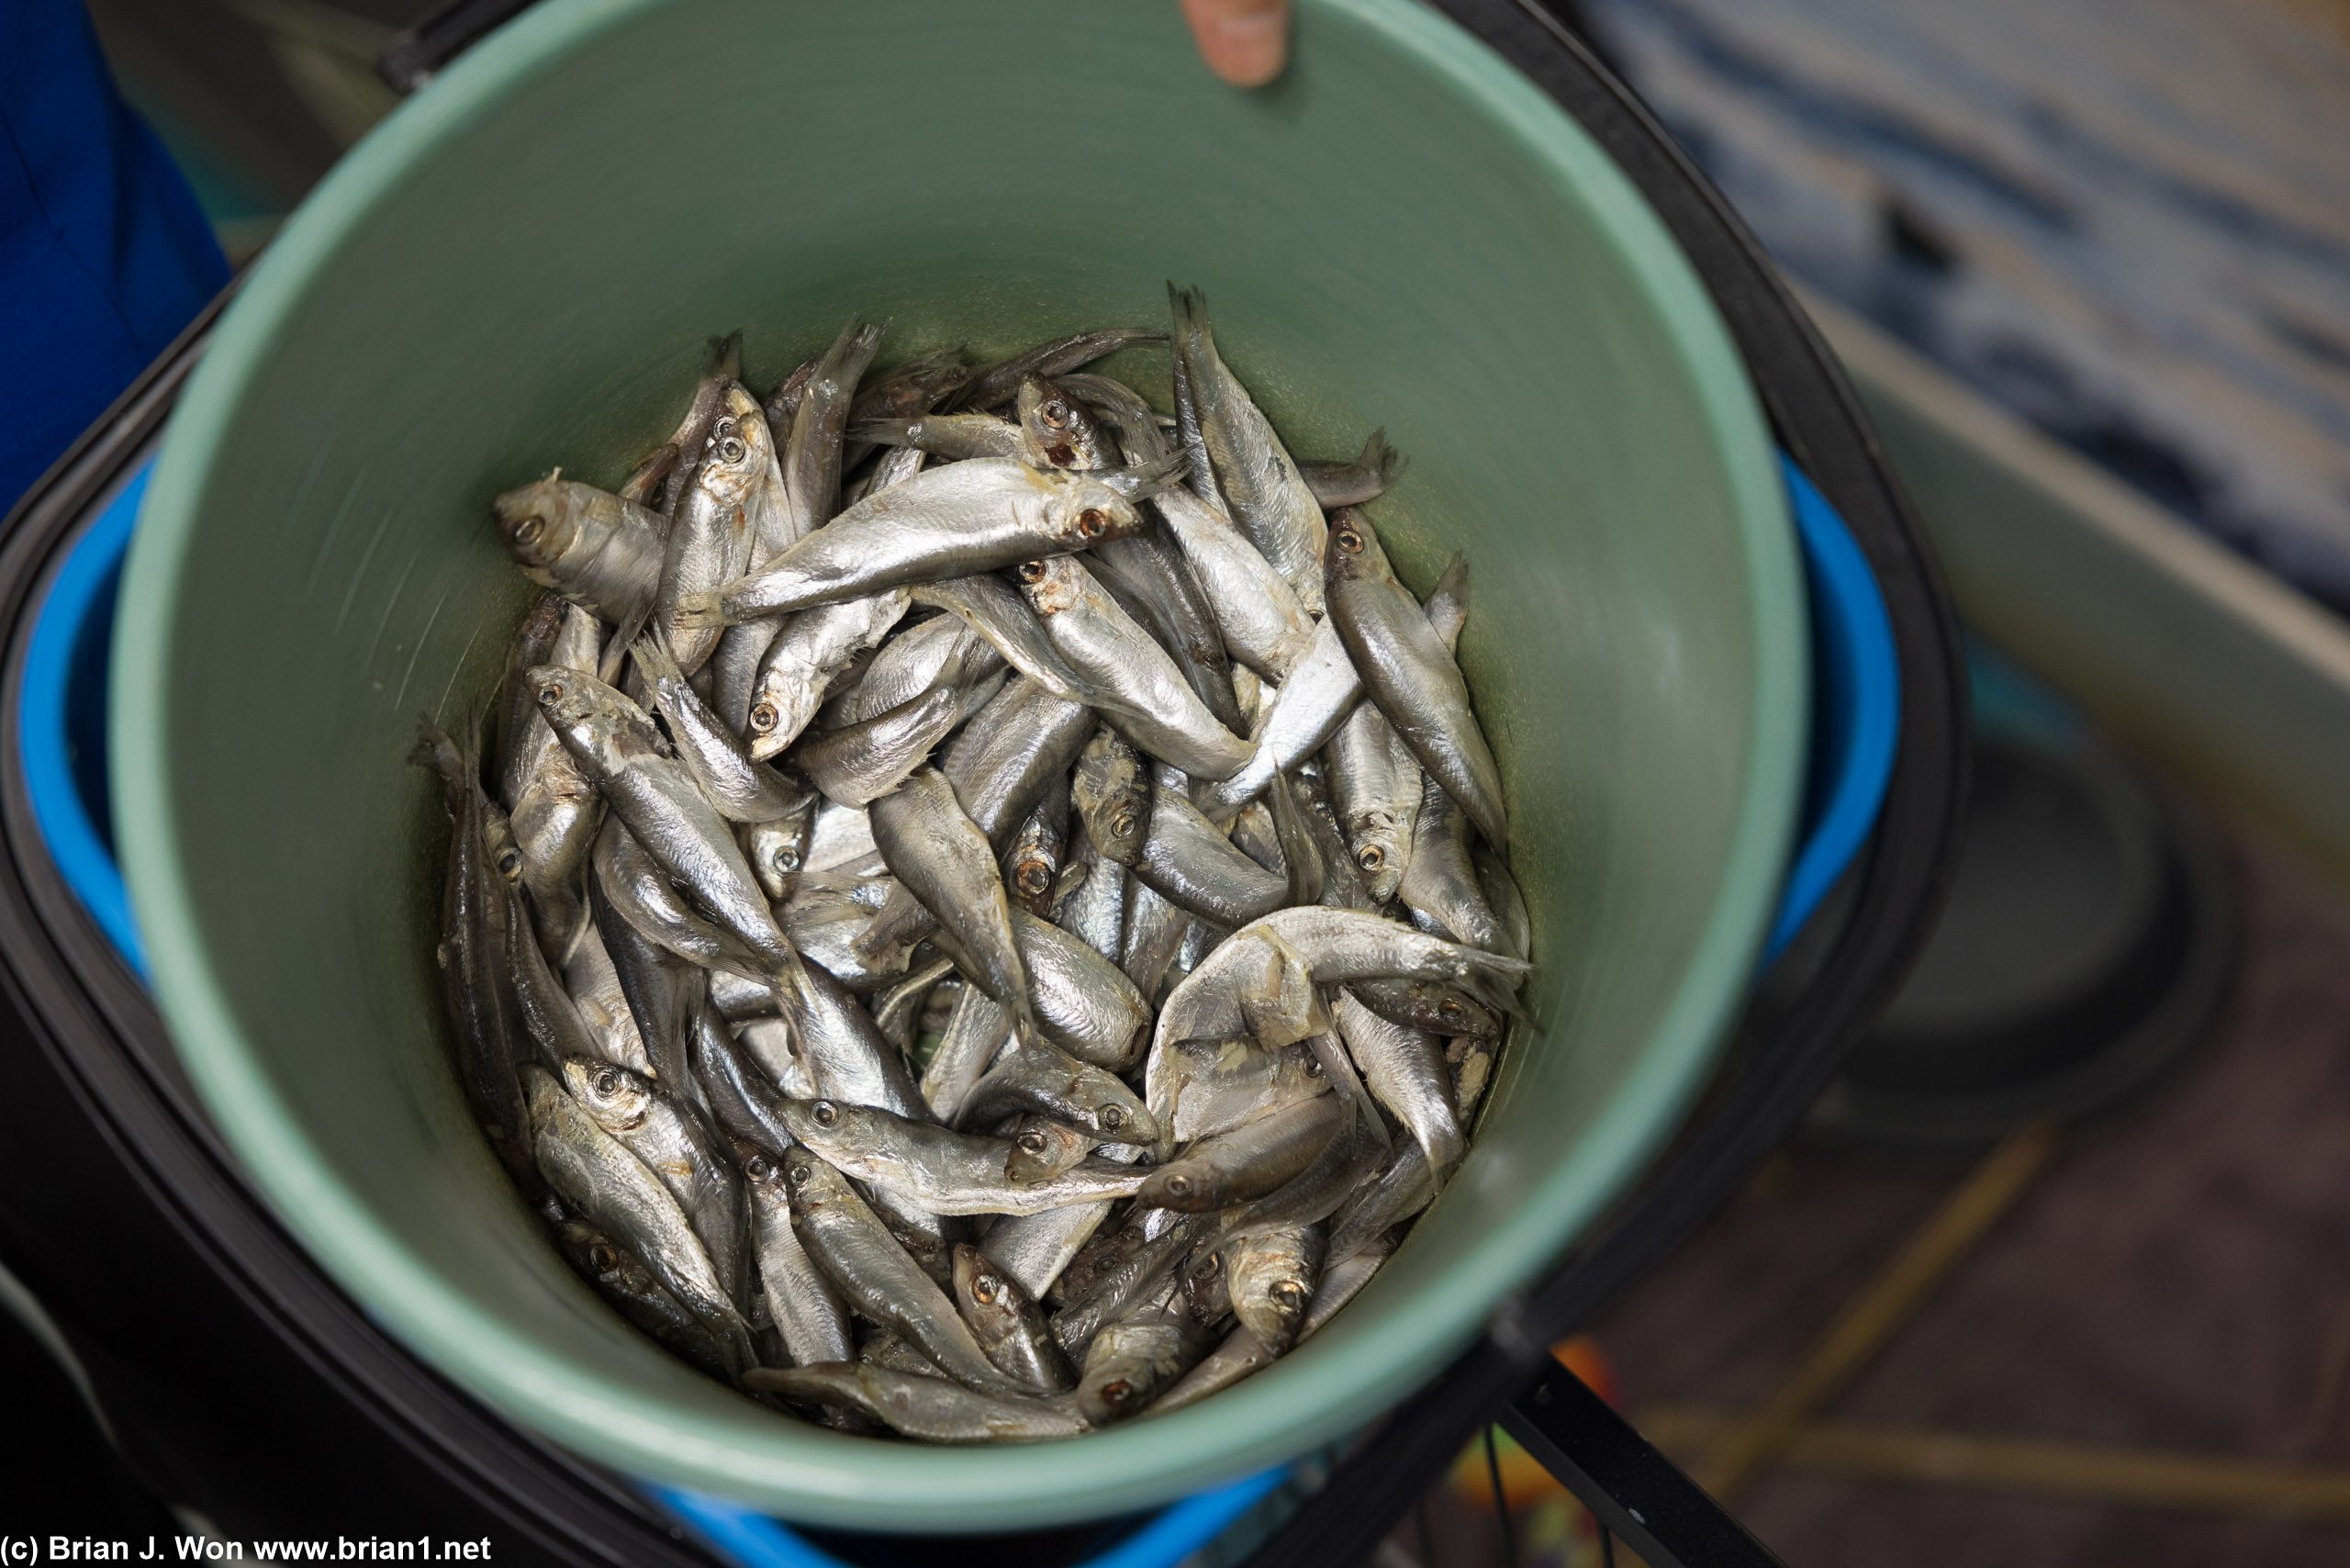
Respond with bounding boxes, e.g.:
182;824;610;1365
787;1160;812;1185
1100;1105;1126;1131
973;1275;1000;1304
1017;559;1048;584
775;847;801;871
1304;1057;1323;1078
1078;508;1109;538
1272;1280;1308;1307
1356;845;1383;870
513;515;545;546
1198;1251;1223;1278
718;436;748;465
811;1100;839;1127
744;1155;771;1181
537;682;565;707
589;1242;617;1271
594;1067;620;1095
748;701;778;734
1018;1130;1047;1155
1040;399;1070;429
1165;1174;1193;1198
1111;810;1136;838
1440;1000;1465;1022
713;417;738;439
1100;1379;1136;1408
1334;527;1365;555
495;848;522;878
1016;861;1050;896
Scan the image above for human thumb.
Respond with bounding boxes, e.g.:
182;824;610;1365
1181;0;1291;87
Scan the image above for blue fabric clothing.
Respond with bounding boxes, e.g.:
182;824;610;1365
2;0;229;513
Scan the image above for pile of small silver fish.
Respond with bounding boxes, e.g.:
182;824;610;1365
414;285;1531;1442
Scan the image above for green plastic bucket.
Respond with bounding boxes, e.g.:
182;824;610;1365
112;0;1804;1532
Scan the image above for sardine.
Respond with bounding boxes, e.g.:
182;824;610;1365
563;1056;752;1313
494;479;665;625
1002;1116;1095;1187
742;804;815;903
553;1219;732;1380
795;676;992;810
563;924;655;1075
744;590;912;759
632;634;811;822
523;1065;755;1378
952;328;1164;412
1396;772;1504;951
1325;509;1507;849
657;384;769;673
1154;1035;1326;1144
854;411;1024;462
1076;1294;1214;1426
736;1143;854;1368
535;669;803;989
1147;1238;1390;1416
1127;782;1288;930
412;719;540;1194
954;1025;1159;1146
1168;286;1326;614
1049;825;1125;963
1003;908;1151;1071
1135;1092;1342;1211
1014;554;1253;781
953;1243;1074;1394
1070;726;1151;868
777;1146;1015;1395
1223;1222;1324;1356
1324;699;1421;904
1151;484;1315;682
1118;878;1191;1002
1002;775;1070;919
1344;977;1502;1040
831;610;990;727
921;982;1012;1124
1153;908;1528;1051
1199;617;1364;823
684;455;1181;625
777;1096;1147;1217
868;767;1033;1036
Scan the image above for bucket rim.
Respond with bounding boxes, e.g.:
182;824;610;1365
112;0;1805;1529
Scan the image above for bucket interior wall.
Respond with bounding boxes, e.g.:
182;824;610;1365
114;0;1802;1529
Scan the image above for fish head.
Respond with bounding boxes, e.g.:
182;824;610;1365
525;665;608;737
1347;809;1408;904
1037;471;1146;552
693;385;771;507
1012;553;1087;617
1089;1092;1157;1147
1323;507;1394;589
778;1136;850;1212
1016;375;1110;470
1181;1244;1230;1325
480;802;526;886
951;1243;1028;1333
494;479;584;572
561;1055;651;1129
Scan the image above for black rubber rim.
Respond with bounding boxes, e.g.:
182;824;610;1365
0;297;721;1562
